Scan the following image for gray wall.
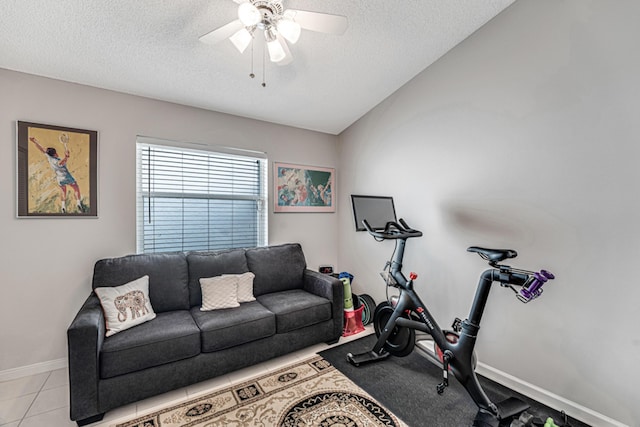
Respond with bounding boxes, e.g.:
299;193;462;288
0;68;339;374
338;1;638;426
2;0;638;425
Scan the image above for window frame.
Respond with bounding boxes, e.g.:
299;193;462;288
135;137;268;254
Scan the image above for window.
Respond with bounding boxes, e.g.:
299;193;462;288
136;139;267;253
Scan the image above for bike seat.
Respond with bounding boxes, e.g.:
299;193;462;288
467;247;517;263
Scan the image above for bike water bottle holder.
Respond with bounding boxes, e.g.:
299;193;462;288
517;270;555;303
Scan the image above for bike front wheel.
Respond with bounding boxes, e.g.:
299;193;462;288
373;302;415;357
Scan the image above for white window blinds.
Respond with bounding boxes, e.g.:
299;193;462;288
136;141;267;253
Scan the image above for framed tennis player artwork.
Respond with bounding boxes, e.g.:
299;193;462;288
274;162;335;213
16;121;98;218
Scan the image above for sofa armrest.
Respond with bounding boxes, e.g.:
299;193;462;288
67;293;105;422
303;270;344;338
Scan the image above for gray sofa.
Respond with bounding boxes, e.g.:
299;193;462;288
67;243;343;426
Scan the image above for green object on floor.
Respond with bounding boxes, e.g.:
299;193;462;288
544;417;560;427
341;277;354;309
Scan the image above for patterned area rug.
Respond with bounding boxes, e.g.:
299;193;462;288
114;356;407;427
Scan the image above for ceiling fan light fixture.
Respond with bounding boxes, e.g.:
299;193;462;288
277;18;301;44
202;0;349;84
229;27;253;53
267;38;286;62
238;2;261;26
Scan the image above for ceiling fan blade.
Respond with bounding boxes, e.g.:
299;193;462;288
199;19;244;45
276;34;293;66
284;9;348;35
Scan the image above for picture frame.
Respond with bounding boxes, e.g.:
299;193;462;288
16;121;98;217
274;162;335;213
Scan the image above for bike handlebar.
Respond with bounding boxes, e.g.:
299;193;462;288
364;218;554;303
467;246;555;302
362;218;423;240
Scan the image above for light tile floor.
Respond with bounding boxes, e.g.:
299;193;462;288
0;327;372;427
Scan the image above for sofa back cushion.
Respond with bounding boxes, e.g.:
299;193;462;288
92;252;189;312
186;249;249;307
245;243;306;296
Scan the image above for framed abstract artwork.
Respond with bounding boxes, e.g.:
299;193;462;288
274;162;335;213
16;121;98;217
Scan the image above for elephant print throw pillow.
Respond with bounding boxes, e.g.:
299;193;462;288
95;275;156;337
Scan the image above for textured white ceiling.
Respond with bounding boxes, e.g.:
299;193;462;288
0;0;515;134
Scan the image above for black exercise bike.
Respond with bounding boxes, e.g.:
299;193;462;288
347;218;555;427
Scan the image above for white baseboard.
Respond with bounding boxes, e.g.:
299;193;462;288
0;358;67;382
476;362;629;427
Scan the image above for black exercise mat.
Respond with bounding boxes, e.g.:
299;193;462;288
319;334;590;427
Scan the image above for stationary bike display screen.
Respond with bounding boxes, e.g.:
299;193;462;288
351;195;397;231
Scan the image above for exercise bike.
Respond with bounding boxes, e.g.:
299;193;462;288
346;218;555;427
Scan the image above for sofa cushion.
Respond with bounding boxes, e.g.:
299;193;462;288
94;275;156;337
245;243;306;296
257;289;332;333
100;310;200;379
191;302;275;352
93;253;190;312
187;249;249;307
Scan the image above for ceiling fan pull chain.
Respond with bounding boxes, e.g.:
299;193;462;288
249;37;255;79
262;43;267;87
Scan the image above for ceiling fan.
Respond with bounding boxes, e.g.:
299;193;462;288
199;0;348;66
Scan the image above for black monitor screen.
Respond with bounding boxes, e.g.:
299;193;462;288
351;195;397;231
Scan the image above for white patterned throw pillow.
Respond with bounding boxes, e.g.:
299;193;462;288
200;275;241;311
95;275;156;337
227;272;256;303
